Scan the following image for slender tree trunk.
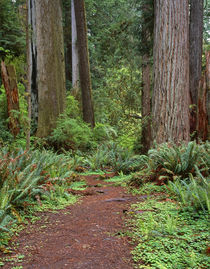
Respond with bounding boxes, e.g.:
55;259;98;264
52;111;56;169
152;0;190;144
207;51;210;140
28;0;38;132
1;61;20;137
71;0;79;95
74;0;95;128
141;55;151;153
36;0;66;137
197;51;209;141
140;1;153;153
189;0;203;136
63;0;72;86
26;0;31;149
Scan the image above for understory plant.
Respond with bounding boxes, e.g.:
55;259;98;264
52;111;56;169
129;141;209;185
0;148;76;238
130;197;209;269
84;141;147;173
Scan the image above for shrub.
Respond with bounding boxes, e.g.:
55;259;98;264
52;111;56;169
0;148;74;232
168;173;210;212
129;141;209;186
50;115;95;151
92;123;117;143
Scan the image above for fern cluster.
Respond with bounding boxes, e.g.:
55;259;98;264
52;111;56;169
129;141;209;211
0;148;74;234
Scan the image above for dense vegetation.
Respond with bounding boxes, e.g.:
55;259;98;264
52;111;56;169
0;0;209;268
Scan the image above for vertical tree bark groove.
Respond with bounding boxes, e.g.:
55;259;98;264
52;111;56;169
1;61;20;137
74;0;95;128
152;0;190;144
36;0;66;137
189;0;203;136
28;0;38;131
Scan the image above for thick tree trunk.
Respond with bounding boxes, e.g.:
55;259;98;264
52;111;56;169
152;0;190;144
141;54;151;153
71;0;79;95
74;0;95;128
189;0;203;136
28;0;38;132
1;61;20;137
35;0;66;137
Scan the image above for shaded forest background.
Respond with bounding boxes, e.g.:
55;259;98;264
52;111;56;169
0;0;209;152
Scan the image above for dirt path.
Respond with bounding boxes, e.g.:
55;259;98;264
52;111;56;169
1;175;139;269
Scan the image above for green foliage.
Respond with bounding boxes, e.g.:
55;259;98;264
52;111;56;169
168;173;210;213
50;115;94;151
0;148;74;233
84;142;147;173
92;123;117;143
129;141;209;186
65;94;81;118
129;198;209;268
0;0;25;56
94;64;141;129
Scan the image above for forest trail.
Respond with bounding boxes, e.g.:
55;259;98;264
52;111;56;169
2;175;139;269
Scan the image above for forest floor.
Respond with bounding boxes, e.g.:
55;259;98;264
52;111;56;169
0;174;141;269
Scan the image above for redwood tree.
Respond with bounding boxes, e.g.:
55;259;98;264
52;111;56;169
35;0;66;137
74;0;95;128
152;0;190;144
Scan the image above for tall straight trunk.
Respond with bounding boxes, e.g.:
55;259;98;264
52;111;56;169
189;0;203;136
28;0;38;132
74;0;95;128
71;0;79;93
152;0;190;144
141;55;151;153
63;0;72;86
207;51;210;140
36;0;66;137
197;51;209;141
140;1;153;153
1;62;20;137
26;0;31;149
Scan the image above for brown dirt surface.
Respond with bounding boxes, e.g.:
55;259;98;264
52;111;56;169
1;174;140;269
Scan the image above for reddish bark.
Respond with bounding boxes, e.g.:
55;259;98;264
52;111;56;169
1;61;20;137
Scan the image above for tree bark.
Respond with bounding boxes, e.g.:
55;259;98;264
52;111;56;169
71;0;79;95
141;55;151;153
197;51;210;141
63;0;72;86
140;1;153;154
1;61;20;137
74;0;95;128
26;0;31;149
35;0;66;137
28;0;38;132
152;0;190;144
189;0;203;136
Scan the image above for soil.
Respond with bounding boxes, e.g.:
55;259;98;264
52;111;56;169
1;174;140;269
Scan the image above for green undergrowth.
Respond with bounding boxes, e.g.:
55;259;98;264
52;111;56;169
78;170;112;176
104;173;132;186
128;183;210;269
